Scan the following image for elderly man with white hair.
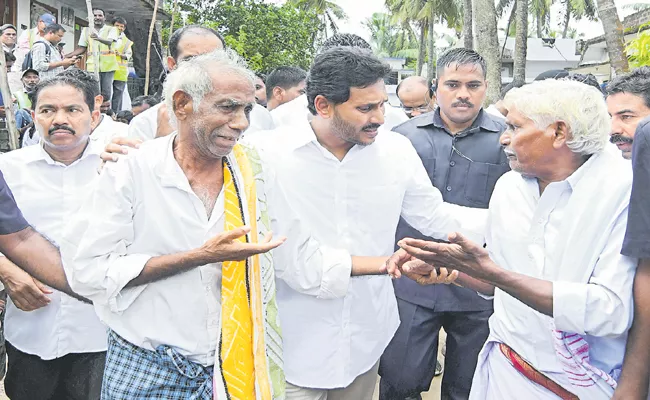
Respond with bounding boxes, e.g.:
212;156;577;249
60;49;412;399
393;79;637;399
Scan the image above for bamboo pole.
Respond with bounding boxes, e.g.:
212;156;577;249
145;0;161;96
168;0;179;52
85;0;99;80
0;50;19;150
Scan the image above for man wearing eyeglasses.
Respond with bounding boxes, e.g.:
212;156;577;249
379;48;509;400
396;76;436;118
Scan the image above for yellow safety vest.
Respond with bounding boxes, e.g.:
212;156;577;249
84;26;119;72
13;90;31;110
114;35;132;82
27;28;39;48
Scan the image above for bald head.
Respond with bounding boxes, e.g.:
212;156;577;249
396;76;435;118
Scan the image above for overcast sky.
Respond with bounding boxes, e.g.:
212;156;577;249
301;0;646;42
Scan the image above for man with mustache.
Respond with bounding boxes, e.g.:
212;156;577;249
246;46;486;400
0;68;108;400
379;48;509;400
606;67;650;400
606;67;650;160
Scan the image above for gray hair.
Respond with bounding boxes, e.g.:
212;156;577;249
163;49;255;127
504;79;609;156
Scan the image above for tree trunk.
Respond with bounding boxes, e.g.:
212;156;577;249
474;0;502;104
145;0;160;96
427;15;436;82
513;0;528;85
462;0;473;49
597;0;629;74
562;2;571;38
502;3;516;58
417;22;426;75
0;50;18;150
536;13;542;38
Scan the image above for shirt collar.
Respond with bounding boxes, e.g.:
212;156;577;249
416;107;503;136
24;136;103;166
285;117;320;151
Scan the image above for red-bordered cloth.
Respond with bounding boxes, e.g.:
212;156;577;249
499;342;579;400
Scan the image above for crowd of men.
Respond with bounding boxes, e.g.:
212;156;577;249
0;9;133;137
0;20;649;400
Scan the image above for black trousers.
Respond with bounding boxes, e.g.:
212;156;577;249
5;341;106;400
379;298;491;400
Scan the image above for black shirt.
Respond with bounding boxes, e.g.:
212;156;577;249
392;108;510;312
622;117;650;259
0;169;29;235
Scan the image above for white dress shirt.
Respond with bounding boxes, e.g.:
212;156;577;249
482;150;636;379
91;114;129;146
0;140;108;360
270;94;409;131
127;103;162;142
129;103;274;141
244;120;487;388
61;133;352;366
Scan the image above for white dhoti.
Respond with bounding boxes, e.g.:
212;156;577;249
469;341;613;400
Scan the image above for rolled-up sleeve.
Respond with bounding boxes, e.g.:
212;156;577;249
400;140;487;244
553;208;637;337
60;157;152;313
263;154;352;299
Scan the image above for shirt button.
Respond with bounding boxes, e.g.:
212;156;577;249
446;186;452;192
450;161;456;167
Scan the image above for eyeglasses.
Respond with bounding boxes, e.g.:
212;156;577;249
402;104;432;115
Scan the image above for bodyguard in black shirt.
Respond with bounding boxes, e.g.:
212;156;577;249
379;49;509;400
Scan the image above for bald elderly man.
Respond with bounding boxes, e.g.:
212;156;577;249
396;76;436;118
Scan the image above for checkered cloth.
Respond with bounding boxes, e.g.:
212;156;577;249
102;330;214;399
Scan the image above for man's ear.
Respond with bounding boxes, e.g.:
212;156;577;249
172;91;192;121
272;86;284;102
551;120;569;149
314;95;333;119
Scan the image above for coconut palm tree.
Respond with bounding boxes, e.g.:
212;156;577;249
513;0;528;85
596;0;629;73
365;12;418;57
474;0;501;103
561;0;597;38
288;0;347;38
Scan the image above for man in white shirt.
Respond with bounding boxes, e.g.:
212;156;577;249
62;50;417;399
270;34;408;131
0;68;107;400
395;79;637;399
245;47;486;400
128;25;274;142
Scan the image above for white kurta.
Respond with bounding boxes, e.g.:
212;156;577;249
244;120;487;389
61;133;352;366
470;150;637;399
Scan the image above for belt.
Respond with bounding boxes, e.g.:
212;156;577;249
499;342;579;400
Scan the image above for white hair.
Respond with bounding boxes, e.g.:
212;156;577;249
503;79;609;156
163;49;256;127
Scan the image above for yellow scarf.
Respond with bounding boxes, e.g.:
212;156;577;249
218;144;281;400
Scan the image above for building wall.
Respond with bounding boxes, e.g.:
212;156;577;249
525;60;579;81
16;0;88;54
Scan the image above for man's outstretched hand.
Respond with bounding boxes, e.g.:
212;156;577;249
382;248;459;286
398;232;494;282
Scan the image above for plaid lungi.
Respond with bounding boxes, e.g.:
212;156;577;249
102;330;214;399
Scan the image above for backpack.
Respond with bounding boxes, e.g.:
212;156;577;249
22;41;50;71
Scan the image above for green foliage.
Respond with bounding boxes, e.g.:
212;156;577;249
160;0;323;74
627;24;650;68
365;12;418;57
